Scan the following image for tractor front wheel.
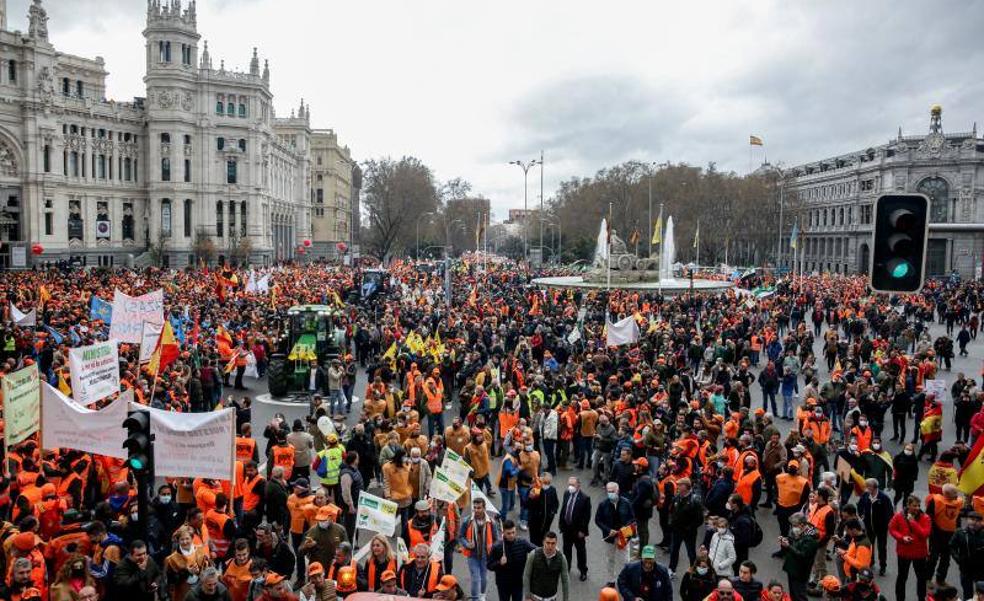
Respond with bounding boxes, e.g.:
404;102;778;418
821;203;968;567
267;354;289;398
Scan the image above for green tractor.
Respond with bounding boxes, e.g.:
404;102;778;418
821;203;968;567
266;304;345;398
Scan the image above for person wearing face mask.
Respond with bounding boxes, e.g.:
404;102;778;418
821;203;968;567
298;506;347;576
516;437;540;531
805;488;838;588
859;438;892;491
774;461;811;555
527;471;559;546
592;414;617;486
678;556;717;601
704;516;737;576
463;428;493;497
496;443;521;518
49;553;96;601
892;443;919;506
849;415;873;453
780;513;820;601
595;481;636;585
405;447;432;506
667;477;703;578
888;494;931;601
835;440;864;507
558;476;591;582
856;479;892;577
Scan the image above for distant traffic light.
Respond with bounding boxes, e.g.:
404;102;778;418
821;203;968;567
870;194;929;293
122;410;153;476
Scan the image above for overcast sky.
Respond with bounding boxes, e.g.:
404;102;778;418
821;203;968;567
14;0;984;219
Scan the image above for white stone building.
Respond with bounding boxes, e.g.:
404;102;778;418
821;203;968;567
0;0;324;267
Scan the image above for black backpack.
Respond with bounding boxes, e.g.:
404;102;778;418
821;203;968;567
748;517;764;547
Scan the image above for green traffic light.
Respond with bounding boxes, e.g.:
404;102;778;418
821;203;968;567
129;457;145;471
892;262;911;278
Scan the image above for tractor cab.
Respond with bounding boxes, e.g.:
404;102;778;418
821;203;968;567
267;304;344;398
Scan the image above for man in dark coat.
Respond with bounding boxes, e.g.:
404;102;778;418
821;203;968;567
558;476;592;581
616;545;672;601
487;519;536;601
527;472;559;546
112;540;164;601
629;458;656;548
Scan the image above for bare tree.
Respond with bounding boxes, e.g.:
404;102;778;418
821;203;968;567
362;156;440;260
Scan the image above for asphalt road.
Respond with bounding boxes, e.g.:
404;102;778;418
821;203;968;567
255;319;984;598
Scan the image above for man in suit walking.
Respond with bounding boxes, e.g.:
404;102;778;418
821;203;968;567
558;476;591;582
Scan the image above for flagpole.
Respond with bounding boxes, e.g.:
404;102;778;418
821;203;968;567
606;201;612;292
657;203;664;296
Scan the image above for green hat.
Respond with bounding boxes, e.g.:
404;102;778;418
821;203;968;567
640;545;656;560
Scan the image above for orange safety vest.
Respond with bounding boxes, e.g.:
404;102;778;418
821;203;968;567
205;508;233;558
57;472;83;507
735;470;761;506
272;445;295;480
927;494;962;532
851;426;873;452
401;561;442;595
424;384;443;415
407;520;436;549
461;518;494;558
808;503;834;540
499;410;519;439
242;476;264;513
776;473;808;509
235;437;256;463
366;557;397;592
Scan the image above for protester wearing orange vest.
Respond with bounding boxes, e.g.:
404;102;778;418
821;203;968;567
204;493;237;563
773;460;811;555
807;488;838;587
268;436;296;481
835;518;872;581
424;369;445;438
850;417;874;453
925;483;963;585
735;455;762;508
222;539;254;601
358;534;398;593
406;500;438;549
398;543;444;598
165;524;212;601
458;497;500;601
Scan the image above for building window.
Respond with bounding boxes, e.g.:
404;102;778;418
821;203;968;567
62;77;70;96
240;201;247;237
122;202;135;240
184;159;191;182
161;199;172;237
42;145;50;173
123;158;132;181
182;44;192;65
226;102;235;115
184;134;191;145
98;155;106;179
317;156;322;166
239;103;247;118
165;41;172;63
917;177;950;223
216;98;223;115
69;152;79;177
44;212;53;236
227;161;237;184
238;139;247;152
228;202;236;237
161;133;170;144
161;158;171;181
316;189;323;203
184;199;192;237
7;60;14;83
216;201;224;237
217;137;225;151
76;80;84;98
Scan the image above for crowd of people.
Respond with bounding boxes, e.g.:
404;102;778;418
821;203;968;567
0;259;981;601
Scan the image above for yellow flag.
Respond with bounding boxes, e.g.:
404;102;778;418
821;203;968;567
651;216;662;245
382;342;397;361
57;371;72;396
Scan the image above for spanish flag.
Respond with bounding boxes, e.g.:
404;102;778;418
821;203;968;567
147;321;179;375
749;135;763;146
959;435;984;496
39;285;51;308
216;326;234;359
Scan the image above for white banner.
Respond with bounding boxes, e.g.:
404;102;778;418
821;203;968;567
109;289;164;343
441;449;472;483
356;491;399;536
141;405;236;482
41;384;129;458
429;467;467;503
9;303;35;326
606;314;640;347
430;518;446;562
138;322;163;364
924;378;947;401
470;481;499;515
68;341;120;406
3;364;40;446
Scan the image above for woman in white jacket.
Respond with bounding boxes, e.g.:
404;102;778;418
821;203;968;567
705;516;737;575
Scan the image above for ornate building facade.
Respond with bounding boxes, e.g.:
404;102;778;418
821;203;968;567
309;129;356;259
789;106;984;279
0;0;347;267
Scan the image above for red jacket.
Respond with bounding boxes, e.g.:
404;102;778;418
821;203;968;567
888;510;931;559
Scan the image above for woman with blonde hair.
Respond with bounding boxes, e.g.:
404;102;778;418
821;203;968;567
165;524;213;601
356;534;397;593
49;554;95;601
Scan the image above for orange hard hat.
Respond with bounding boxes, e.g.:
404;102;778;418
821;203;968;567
599;587;619;601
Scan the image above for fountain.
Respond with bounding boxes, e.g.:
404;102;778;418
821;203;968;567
533;216;732;295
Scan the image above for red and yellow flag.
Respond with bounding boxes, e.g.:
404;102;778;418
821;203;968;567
959;435;984;497
147;321;179;375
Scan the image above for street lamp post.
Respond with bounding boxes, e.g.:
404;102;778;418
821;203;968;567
509;158;541;263
415;211;433;259
772;165;786;269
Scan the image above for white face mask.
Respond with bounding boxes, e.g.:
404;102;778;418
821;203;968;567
859;420;868;427
849;444;859;453
904;449;914;455
568;486;576;494
411;457;421;463
717;527;727;534
872;443;881;451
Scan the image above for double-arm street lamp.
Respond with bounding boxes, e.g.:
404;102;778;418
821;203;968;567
415;211;434;259
509;156;542;262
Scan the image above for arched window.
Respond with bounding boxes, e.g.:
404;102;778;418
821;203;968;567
916;177;950;223
226;102;235;115
228;202;236;237
239;103;247;118
240;201;247;237
161;199;172;237
216;201;224;237
216;99;224;115
184;199;193;237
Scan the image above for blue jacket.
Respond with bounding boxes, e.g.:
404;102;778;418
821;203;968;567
594;496;635;544
617;560;672;601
